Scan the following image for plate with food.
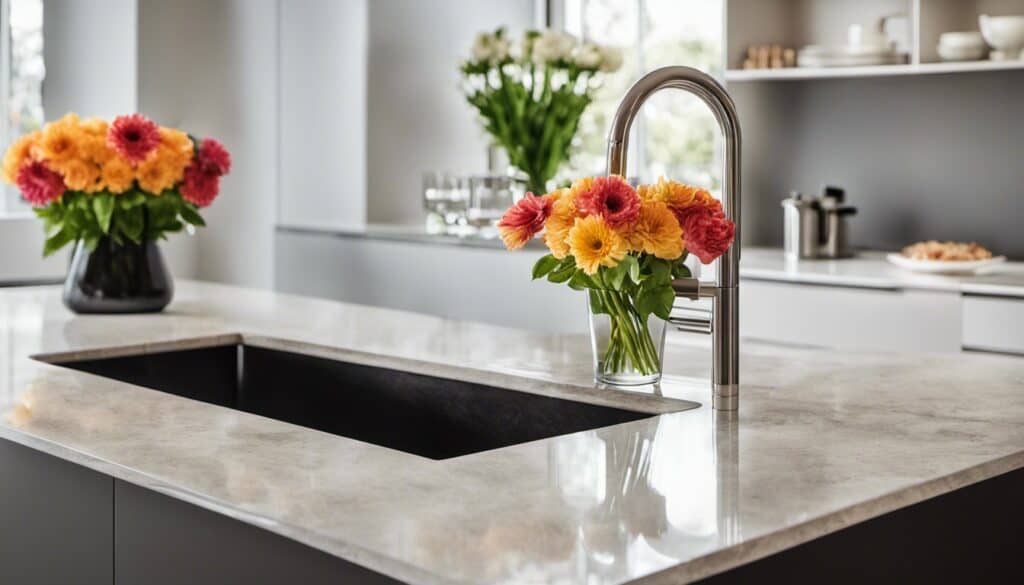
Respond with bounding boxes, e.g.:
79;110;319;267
887;241;1006;274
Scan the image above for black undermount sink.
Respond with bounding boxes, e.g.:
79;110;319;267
50;344;653;460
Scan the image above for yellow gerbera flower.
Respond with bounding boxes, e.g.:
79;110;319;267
543;188;575;259
61;159;103;193
2;131;40;183
567;176;595;201
568;215;628;275
101;157;135;194
623;200;684;259
136;157;178;194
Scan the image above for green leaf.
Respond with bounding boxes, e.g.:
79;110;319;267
179;204;206;227
119;206;145;243
568;269;596;291
531;254;559;280
637;285;676;321
604;262;627;291
625;255;641;284
547;262;576;283
42;228;75;257
588;289;608;314
118;190;146;209
92;193;115;234
648;258;673;287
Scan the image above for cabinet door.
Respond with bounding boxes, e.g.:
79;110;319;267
0;439;113;584
962;295;1024;355
114;480;399;584
740;279;962;352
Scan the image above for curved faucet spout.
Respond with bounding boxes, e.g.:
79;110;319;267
606;66;741;410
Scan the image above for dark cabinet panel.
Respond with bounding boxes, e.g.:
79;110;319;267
113;480;400;584
0;439;113;585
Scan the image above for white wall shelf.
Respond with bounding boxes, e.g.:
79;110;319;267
725;59;1024;81
724;0;1024;83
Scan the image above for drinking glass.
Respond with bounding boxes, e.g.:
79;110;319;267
422;172;469;231
467;175;515;233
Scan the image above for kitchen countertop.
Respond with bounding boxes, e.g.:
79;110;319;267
277;224;1024;298
740;247;1024;297
2;282;1024;584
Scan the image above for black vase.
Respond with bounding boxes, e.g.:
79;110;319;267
62;237;173;314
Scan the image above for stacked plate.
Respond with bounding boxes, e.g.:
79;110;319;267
797;44;906;67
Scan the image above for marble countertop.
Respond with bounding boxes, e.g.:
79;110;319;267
741;248;1024;297
2;282;1024;584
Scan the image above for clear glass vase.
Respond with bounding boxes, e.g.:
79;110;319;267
587;291;667;386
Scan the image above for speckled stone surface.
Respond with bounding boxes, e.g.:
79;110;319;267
1;282;1023;584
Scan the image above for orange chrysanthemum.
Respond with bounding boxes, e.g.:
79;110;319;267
79;118;115;165
101;157;135;194
38;114;84;170
543;188;576;259
159;128;194;166
60;159;103;193
135;157;179;194
2;131;40;183
623;200;684;259
567;215;628;275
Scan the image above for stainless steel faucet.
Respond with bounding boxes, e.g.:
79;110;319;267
606;66;741;411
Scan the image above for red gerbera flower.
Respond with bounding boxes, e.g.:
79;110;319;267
180;162;221;207
575;175;641;227
107;114;161;165
16;161;65;207
197;138;231;175
497;192;554;249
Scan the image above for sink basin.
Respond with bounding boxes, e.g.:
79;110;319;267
49;343;657;460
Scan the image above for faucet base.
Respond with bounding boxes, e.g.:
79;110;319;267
713;383;739;411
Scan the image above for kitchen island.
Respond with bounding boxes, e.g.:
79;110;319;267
1;281;1023;583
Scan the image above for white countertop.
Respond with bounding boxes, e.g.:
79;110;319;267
741;247;1024;297
2;282;1024;584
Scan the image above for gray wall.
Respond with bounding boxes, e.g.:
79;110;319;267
734;71;1024;258
367;0;536;225
139;0;279;288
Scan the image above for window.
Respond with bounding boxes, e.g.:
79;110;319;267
1;0;45;216
559;0;723;192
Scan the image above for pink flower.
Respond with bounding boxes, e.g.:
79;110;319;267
107;114;161;165
497;192;554;249
575;175;641;227
16;161;65;207
180;162;220;207
197;138;231;175
680;205;736;264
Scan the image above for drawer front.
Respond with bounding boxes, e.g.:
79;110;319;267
740;279;962;352
963;296;1024;355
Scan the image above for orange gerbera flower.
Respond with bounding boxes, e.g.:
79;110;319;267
2;131;40;183
39;114;84;170
135;157;178;193
61;159;103;193
543;188;576;259
623;200;684;259
101;157;135;194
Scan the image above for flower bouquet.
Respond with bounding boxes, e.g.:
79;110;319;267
498;176;735;385
1;112;231;313
460;28;622;195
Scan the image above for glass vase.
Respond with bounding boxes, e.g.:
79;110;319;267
587;291;667;386
63;236;173;314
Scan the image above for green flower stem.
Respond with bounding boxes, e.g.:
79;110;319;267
597;290;662;377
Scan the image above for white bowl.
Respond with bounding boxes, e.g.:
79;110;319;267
937;43;987;61
979;14;1024;58
939;31;986;50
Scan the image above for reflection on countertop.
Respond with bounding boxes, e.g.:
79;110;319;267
1;282;1024;584
275;222;547;251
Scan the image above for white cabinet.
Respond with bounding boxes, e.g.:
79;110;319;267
963;296;1024;355
740;279;963;352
